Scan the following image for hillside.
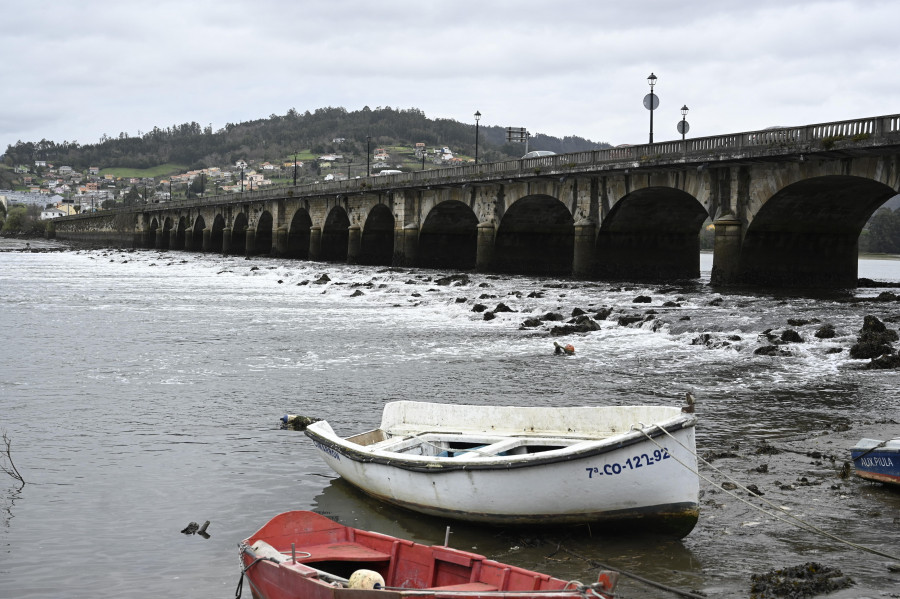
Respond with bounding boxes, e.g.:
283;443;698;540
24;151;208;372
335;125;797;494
1;106;610;173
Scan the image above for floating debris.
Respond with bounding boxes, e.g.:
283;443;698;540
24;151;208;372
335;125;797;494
181;520;210;537
281;414;321;431
181;522;199;534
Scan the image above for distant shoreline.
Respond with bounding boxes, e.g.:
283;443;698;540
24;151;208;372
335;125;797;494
858;252;900;261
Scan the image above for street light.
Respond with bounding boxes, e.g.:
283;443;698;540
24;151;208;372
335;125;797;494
422;145;426;171
474;110;481;164
679;105;690;142
293;152;298;186
240;166;244;192
645;73;658;144
366;136;371;177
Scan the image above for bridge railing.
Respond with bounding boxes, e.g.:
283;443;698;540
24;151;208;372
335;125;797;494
887;116;900;134
57;113;900;222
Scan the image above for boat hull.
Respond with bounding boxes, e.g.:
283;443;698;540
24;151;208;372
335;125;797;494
306;402;700;537
851;438;900;487
239;510;618;599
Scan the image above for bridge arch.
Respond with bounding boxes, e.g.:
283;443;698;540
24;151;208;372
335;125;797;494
174;216;187;250
494;195;574;275
419;200;478;270
254;211;273;255
210;214;226;253
192;215;206;250
231;213;248;255
596;187;709;280
161;217;173;250
148;217;159;248
288;209;312;259
738;174;897;287
359;204;395;266
321;206;350;262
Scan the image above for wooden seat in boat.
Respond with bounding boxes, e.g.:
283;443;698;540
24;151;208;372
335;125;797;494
298;542;391;563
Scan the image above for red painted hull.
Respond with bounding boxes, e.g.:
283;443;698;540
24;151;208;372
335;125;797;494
238;511;617;599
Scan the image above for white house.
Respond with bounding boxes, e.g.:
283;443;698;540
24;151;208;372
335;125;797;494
41;208;66;220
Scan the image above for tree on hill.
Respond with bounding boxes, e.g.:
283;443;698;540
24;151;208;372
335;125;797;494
2;106;610;173
123;185;142;206
861;207;900;254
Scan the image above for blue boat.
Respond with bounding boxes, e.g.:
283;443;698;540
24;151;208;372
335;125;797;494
851;438;900;487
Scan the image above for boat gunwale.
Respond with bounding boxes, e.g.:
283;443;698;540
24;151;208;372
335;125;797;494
305;415;696;473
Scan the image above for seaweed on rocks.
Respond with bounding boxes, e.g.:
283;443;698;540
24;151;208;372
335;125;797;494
749;562;853;598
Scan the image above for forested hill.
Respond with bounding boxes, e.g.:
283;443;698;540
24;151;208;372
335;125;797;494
2;106;610;171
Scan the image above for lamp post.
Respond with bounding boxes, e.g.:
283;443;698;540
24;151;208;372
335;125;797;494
347;159;352;179
679;105;690;142
240;166;244;193
366;136;371;177
644;73;658;144
474;110;481;164
293;152;298;186
422;146;426;171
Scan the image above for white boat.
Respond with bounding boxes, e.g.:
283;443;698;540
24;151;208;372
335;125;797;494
305;399;700;537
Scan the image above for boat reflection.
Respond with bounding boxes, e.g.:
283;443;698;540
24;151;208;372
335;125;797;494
312;476;467;545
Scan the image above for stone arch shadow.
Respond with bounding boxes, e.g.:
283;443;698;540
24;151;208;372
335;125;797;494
493;195;573;276
419;200;478;270
596;187;708;280
738;175;897;287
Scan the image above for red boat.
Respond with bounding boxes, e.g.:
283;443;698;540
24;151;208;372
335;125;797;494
237;511;618;599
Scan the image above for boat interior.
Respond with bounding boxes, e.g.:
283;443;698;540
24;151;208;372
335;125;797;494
346;429;595;458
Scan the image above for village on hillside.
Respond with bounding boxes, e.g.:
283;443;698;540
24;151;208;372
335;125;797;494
0;139;472;220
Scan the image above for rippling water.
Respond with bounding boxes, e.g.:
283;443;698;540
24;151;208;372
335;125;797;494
1;240;899;598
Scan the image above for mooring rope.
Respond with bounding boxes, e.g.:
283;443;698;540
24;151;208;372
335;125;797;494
235;554;280;599
851;439;888;462
557;548;706;599
631;423;900;562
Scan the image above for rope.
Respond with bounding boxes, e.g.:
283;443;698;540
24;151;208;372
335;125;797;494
631;423;900;562
851;440;887;462
559;548;706;599
235;555;280;599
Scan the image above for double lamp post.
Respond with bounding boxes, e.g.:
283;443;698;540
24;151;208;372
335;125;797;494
644;73;689;144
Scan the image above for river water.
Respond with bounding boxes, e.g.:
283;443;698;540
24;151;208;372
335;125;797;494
1;239;898;598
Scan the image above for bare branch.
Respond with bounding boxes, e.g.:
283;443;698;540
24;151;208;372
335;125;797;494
1;431;25;489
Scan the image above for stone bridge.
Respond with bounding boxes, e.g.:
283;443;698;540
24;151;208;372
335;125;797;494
53;113;900;288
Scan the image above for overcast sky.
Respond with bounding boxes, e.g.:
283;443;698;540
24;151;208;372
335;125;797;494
2;0;897;155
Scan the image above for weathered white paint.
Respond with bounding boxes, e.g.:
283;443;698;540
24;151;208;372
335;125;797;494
305;401;699;533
